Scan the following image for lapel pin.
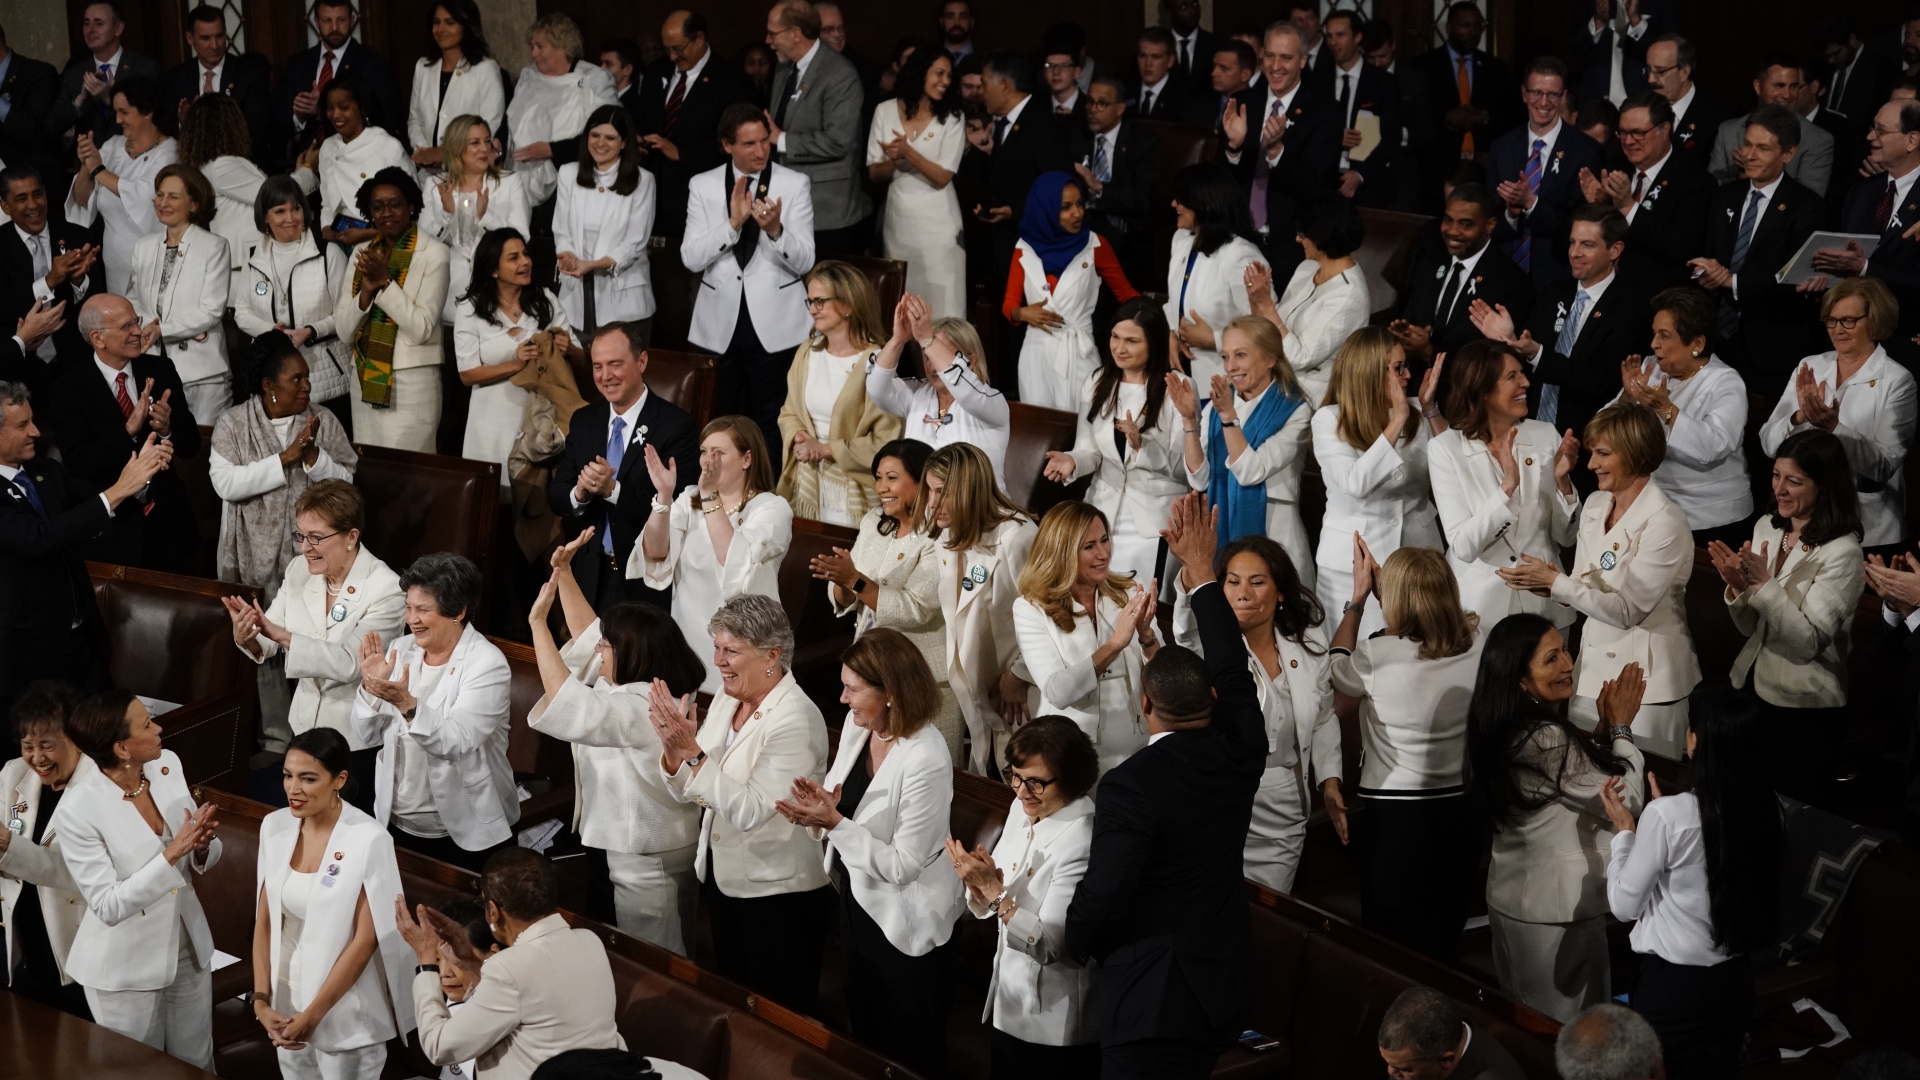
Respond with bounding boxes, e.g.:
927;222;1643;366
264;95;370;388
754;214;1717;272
1777;203;1785;211
1524;457;1533;465
160;766;169;775
346;586;355;594
1870;379;1879;387
333;851;344;860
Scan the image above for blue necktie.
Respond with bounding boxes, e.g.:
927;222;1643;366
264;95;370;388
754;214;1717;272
10;473;45;518
1721;188;1765;340
602;417;626;555
1092;133;1110;183
1537;288;1590;426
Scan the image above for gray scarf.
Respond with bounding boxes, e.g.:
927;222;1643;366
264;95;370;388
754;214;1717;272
213;398;358;597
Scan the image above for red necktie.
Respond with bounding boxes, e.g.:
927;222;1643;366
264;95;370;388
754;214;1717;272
664;72;687;134
1632;171;1647;204
114;371;135;419
317;50;336;93
1874;176;1898;232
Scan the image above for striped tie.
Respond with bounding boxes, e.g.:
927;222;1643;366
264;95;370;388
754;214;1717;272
1514;139;1545;272
663;72;687;135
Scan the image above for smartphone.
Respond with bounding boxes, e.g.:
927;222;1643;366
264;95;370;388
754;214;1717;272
330;214;371;235
1238;1030;1281;1052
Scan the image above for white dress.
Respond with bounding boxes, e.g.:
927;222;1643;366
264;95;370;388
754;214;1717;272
421;171;534;323
802;345;867;526
506;61;621;206
317;126;415;228
1310;403;1442;637
638;489;794;696
1274;261;1372;408
452;291;568;486
63;136;178;297
865;101;966;319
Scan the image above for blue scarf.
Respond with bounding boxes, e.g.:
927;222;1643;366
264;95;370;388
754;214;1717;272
1207;382;1302;544
1018;171;1088;278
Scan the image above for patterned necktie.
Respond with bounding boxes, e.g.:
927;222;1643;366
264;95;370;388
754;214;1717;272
1092;133;1110;183
1514;138;1545;272
10;473;45;518
1538;288;1590;426
664;71;687;134
602;416;626;555
1455;56;1474;155
114;371;135;420
1873;175;1898;233
1730;188;1764;272
1249;97;1283;229
1632;171;1647;205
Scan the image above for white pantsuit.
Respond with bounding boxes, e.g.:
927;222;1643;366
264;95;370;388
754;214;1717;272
637;488;794;696
130;225;232;421
973;798;1097;1048
244;547;406;751
64;135;178;297
1012;592;1149;777
1428;421;1581;630
0;760;85;990
1759;347;1917;547
332;230;451;452
936;516;1038;774
1165;230;1267;389
1062;372;1192;587
408;57;507;151
1189;387;1316;584
553;161;658;329
1311;403;1441;637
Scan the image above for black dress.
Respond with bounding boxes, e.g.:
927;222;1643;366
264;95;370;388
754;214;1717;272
8;784;91;1019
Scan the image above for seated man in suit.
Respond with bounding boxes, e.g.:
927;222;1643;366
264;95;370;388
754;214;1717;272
1580;90;1714;293
49;2;162;149
1069;76;1163;287
0;28;63;181
1378;986;1526;1080
160;6;274;163
1040;25;1088;121
1220;22;1341;282
0;379;168;715
1707;54;1835;197
1488;56;1604;287
0;165;101;389
1132;27;1202;125
1066;494;1265;1080
636;11;757;240
45;294;201;575
1320;9;1403;207
546;322;701;614
1390;182;1534;373
1811;97;1920;364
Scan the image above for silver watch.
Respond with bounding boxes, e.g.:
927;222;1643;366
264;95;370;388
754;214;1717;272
1608;725;1635;743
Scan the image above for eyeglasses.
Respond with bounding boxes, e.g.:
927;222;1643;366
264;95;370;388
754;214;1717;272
1615;126;1659;142
1085;97;1121;109
290;528;341;547
1823;314;1866;330
803;297;834;311
1521;88;1565;102
1646;62;1681;77
1007;772;1058;796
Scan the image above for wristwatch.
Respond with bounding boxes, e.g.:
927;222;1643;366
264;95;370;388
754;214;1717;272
401;706;417;720
415;964;440;976
245;989;272;1005
1220;418;1239;428
986;889;1012;915
1608;725;1635;743
1342;599;1366;614
849;577;869;594
687;750;708;769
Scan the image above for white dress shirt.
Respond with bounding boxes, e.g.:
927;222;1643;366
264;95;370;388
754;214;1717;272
1881;161;1920;232
1507;120;1564;225
1607;793;1733;967
15;223;89;361
1433;241;1491;326
1669;84;1698;130
569;391;650;511
1136;74;1170;115
1226;81;1301;169
1624;148;1672;225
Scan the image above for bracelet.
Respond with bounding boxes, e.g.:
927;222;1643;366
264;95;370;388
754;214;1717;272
986;889;1011;915
90;164;107;180
1608;725;1635;743
247;989;272;1005
1342;599;1365;614
1184;427;1199;434
651;498;671;514
1423;402;1442;418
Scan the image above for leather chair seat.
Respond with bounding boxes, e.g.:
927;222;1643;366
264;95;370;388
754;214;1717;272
1004;402;1082;516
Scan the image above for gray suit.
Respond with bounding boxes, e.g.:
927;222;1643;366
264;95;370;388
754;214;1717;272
1707;111;1834;197
771;42;872;232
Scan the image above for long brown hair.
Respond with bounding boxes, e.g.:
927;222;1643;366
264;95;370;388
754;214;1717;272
1016;501;1133;632
1326;326;1412;449
1089;297;1171;434
176;93;250;166
924;442;1028;552
701;415;776;495
805;261;887;353
1442;339;1523;442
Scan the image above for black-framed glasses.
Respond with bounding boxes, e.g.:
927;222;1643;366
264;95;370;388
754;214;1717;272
1007;772;1058;796
1615;126;1659;142
804;297;834;311
290;528;341;547
1646;62;1681;77
1823;314;1866;330
1521;88;1564;102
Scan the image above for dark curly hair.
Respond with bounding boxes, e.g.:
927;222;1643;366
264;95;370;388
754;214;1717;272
356;166;424;220
893;44;963;122
177;93;250;166
460;228;553;327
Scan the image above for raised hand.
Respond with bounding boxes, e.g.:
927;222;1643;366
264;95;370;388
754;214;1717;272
1419;353;1446;420
1577;166;1605;203
223;594;262;646
903;293;934;345
1177;309;1215;351
1385;371;1412;436
121;377;154;437
145;388;172;437
1221;99;1249;149
1161;492;1219;591
575;455;615;502
943;838;1005;900
1497;552;1561;594
1350;532;1380;603
1387;319;1431;354
1490;424;1520;495
1166;371;1199;424
1599;775;1638;833
16;299;65;352
356;631;390;685
550;527;595;575
1706;539;1751;592
751;195;785;238
641;443;677;503
252;599;292;647
1244;261;1275;313
1208;373;1236;422
810;545;860;589
1115;409;1142;451
1553;428;1581;488
1041;450;1077;482
728;176;753;230
648;680;703;769
1467;298;1516;344
394;895;444;965
1739;539;1772;587
109;434;173;501
162;804;218;864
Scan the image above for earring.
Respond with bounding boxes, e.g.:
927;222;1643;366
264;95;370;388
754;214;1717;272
765;667;774;677
1691;349;1702;357
269;392;277;404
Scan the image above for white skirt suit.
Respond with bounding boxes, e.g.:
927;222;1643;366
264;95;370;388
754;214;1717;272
1274;261;1371;407
527;619;703;955
1311;402;1442;637
129;225;232;422
1551;481;1701;761
1428;421;1581;631
973;797;1097;1048
52;751;222;1068
244;547;407;751
637;488;795;697
1012;592;1148;777
0;759;85;993
553;161;658;329
452;290;569;484
63;135;178;297
255;802;415;1078
350;622;520;853
420;171;534;324
408;56;507;151
1187;385;1316;584
1726;515;1865;709
937;516;1038;774
1164;230;1267;390
1062;372;1193;587
1759;347;1918;548
332;229;452;452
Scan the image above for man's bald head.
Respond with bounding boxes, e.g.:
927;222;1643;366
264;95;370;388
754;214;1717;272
81;294;144;363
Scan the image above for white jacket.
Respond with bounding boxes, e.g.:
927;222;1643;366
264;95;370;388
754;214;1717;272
1163;230;1266;387
0;759;85;987
1428;421;1580;630
1310;402;1441;631
333;230;451;372
1171;607;1340;777
811;722;963;956
63;135;177;296
351;622;519;851
1011;592;1147;774
938;517;1037;773
554;161;658;327
317;127;415;225
660;673;831;899
199;156;317;273
1550;481;1700;702
1759;347;1917;547
408;56;507;150
52;751;221;992
255;803;415;1051
1274;260;1371;407
681;161;815;354
1608;356;1751;530
1726;515;1865;708
244;547;407;751
130;225;230;385
232;233;350;404
973;798;1097;1047
1064;372;1192;541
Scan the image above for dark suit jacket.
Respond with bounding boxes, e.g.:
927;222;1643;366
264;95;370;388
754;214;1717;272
1569;2;1674;107
1323;61;1404;207
1065;579;1264;1047
1130;77;1204;126
1219;81;1342;282
52;49;162;146
1840;174;1920;364
1826;45;1896;125
1068;120;1160;252
45;353;200;574
1811;104;1867;216
0;455;111;703
1413;47;1519;169
1487;124;1605;287
1706;175;1824;389
1668;90;1728;173
980;101;1072;282
545;394;701;585
1525;270;1653;453
616;82;643;129
1169;28;1223;96
274;41;401;155
1458;1022;1528;1080
1399;240;1536;359
161;53;274;160
636;56;758;238
0;51;62;178
0;220;102;389
1619;154;1715;292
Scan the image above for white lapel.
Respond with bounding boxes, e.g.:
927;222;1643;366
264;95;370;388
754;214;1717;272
714;675;800;767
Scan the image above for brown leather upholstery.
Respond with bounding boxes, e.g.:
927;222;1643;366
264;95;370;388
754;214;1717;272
1355;208;1434;319
1004;402;1082;516
645;348;719;429
781;517;861;715
647;234;698;350
350;445;499;596
836;254;908;321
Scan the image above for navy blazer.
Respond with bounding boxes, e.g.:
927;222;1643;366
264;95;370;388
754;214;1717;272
545;393;701;580
1487;124;1604;287
1219;81;1342;281
1706;175;1825;388
0;455;110;703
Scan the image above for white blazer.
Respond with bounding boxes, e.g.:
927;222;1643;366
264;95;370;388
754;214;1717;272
938;517;1038;773
638;487;794;697
1428;421;1580;630
408;56;507;150
1759;347;1918;547
52;751;221;992
317;127;415;225
554;161;658;327
1171;606;1340;777
1273;260;1371;407
1311;402;1441;633
973;797;1097;1047
1011;592;1147;774
0;759;85;987
1726;515;1865;708
810;722;963;956
255;803;415;1051
1164;230;1268;387
1608;356;1751;530
1550;481;1700;702
246;546;407;751
130;225;230;385
680;161;816;355
332;230;452;371
231;234;351;405
660;673;832;899
1064;372;1192;542
350;622;519;851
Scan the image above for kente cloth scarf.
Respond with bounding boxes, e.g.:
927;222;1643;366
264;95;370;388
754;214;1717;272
1207;383;1302;544
351;226;418;406
1018;171;1089;278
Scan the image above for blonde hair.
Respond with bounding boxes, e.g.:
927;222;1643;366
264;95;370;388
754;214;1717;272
439;115;500;190
925;442;1028;552
1821;276;1899;341
1221;315;1303;402
931;316;989;385
1326;326;1409;449
528;12;583;62
1378;547;1477;660
1582;402;1666;478
1017;501;1133;632
804;261;887;351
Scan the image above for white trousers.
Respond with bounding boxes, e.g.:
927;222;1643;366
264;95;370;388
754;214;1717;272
351;365;442;452
607;844;699;957
83;936;214;1070
1243;761;1310;893
1489;910;1611;1024
277;1042;388;1080
180;375;232;429
1569;694;1690;762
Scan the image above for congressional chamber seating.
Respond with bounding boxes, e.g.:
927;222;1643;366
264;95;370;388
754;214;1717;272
645;347;719;429
350;442;498;591
1353;208;1431;319
1004;401;1083;516
647;235;699;350
781;517;863;714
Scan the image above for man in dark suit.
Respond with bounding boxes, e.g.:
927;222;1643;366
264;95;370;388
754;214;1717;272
162;6;274;159
1200;39;1256;135
274;0;401;156
1803;56;1867;215
1131;28;1203;125
1283;0;1333;84
973;53;1071;310
0;27;62;180
546;323;700;613
1039;33;1089;124
1488;57;1605;288
1813;98;1920;365
1414;2;1520;207
46;295;200;575
1822;19;1896;125
50;1;161;147
1391;182;1535;371
1377;986;1528;1080
1069;76;1162;285
0;380;167;715
0;165;101;390
1364;19;1437;213
1644;35;1726;171
1569;0;1674;111
637;11;757;238
1581;91;1713;293
1690;106;1825;397
1319;10;1402;208
1067;493;1265;1080
1220;23;1341;283
599;38;645;128
0;300;66;391
1161;0;1222;97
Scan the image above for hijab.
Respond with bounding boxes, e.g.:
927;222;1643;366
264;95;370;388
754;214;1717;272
1018;171;1088;278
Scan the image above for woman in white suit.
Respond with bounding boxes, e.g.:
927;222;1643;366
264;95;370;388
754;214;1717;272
333;168;452;453
924;443;1036;774
250;728;415;1080
1499;404;1701;761
650;595;833;1014
226;480;407;800
1043;299;1198;588
946;716;1100;1078
554;106;657;338
232;176;353;420
1707;429;1865;809
130;164;231;423
0;686;90;1018
1429;339;1582;632
408;1;506;166
1166;164;1271;390
351;553;517;873
1312;327;1445;636
53;690;222;1067
1013;501;1160;777
777;630;963;1078
1249;193;1372;407
866;300;1009;488
315;81;415;247
1758;277;1917;553
420;115;533;325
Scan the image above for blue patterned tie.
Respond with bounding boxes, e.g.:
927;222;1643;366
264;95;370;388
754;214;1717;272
1537;288;1589;426
1092;133;1110;183
1513;139;1545;272
10;473;45;518
602;417;626;555
1722;188;1765;339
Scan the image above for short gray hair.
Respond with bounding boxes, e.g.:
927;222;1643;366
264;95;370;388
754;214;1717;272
398;552;482;624
1556;1004;1664;1080
707;594;794;669
0;381;28;409
1378;987;1465;1059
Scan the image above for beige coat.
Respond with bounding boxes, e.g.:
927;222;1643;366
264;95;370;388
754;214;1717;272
775;343;900;521
1485;727;1645;924
331;230;451;373
1727;516;1865;708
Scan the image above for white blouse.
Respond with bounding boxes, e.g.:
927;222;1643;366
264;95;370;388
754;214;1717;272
865;357;1011;490
317;127;415;225
638;488;794;696
1610;357;1752;531
452;291;568;484
1329;633;1484;796
1607;793;1733;967
63;135;178;297
1273;261;1371;407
